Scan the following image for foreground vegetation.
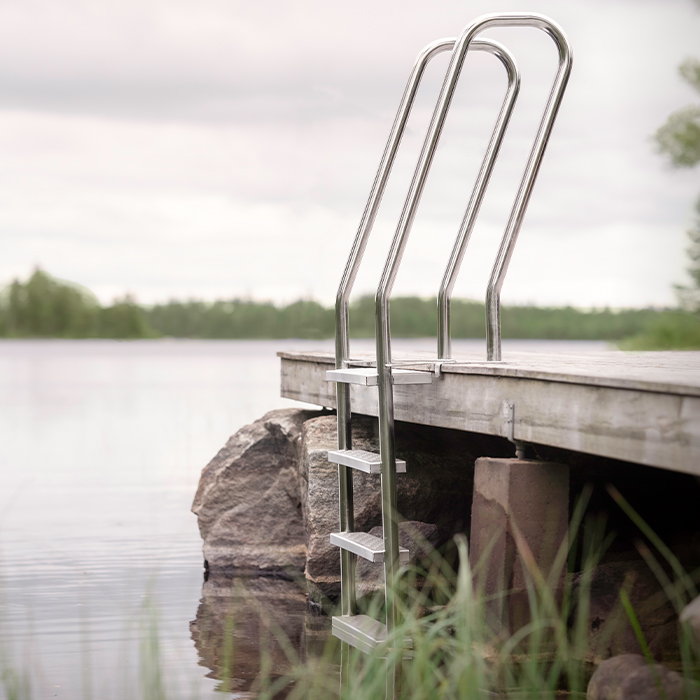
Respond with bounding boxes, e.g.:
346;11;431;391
3;490;699;699
233;490;700;700
1;268;698;347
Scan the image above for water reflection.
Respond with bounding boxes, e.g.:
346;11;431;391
190;574;334;695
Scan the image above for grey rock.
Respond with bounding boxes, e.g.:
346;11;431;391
572;561;680;663
356;521;440;600
301;414;498;602
587;655;647;700
680;594;700;646
587;654;684;700
191;408;325;575
300;414;382;601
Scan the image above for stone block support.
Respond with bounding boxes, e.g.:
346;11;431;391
469;457;569;632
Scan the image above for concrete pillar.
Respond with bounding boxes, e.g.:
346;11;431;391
469;457;569;633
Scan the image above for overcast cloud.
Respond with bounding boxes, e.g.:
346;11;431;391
0;0;698;308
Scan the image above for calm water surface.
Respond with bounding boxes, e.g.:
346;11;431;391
0;338;610;699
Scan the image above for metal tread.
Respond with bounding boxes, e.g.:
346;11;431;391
325;367;432;386
330;531;409;564
327;448;406;474
332;615;413;656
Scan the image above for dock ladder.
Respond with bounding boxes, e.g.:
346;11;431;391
324;13;573;697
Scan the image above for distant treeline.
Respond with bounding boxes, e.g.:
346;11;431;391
0;268;697;345
149;296;682;341
0;269;154;339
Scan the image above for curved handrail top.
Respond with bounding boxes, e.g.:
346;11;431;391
482;16;572;360
334;36;519;369
437;15;572;360
375;13;572;366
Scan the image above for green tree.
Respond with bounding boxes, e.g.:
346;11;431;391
98;295;158;339
654;34;700;314
636;15;700;348
0;269;159;339
0;268;100;337
654;59;700;169
676;199;700;312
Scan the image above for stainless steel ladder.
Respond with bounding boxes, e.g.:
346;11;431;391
325;12;573;697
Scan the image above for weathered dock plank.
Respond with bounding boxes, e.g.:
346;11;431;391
279;350;700;476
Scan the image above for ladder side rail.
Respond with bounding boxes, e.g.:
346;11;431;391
437;41;520;360
335;37;455;621
375;31;507;672
485;20;573;361
337;432;356;616
374;12;571;656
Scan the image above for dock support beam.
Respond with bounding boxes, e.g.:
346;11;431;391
469;457;569;633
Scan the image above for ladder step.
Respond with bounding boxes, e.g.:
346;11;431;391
325;367;432;386
332;615;413;656
328;449;406;474
330;531;409;564
326;367;378;385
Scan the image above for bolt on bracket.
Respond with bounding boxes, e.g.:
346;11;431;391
505;401;529;460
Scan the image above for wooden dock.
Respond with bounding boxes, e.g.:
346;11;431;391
279;349;700;476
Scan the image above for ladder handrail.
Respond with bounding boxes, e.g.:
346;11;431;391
334;37;519;373
485;20;572;361
335;37;452;375
374;13;572;662
436;43;522;359
435;15;574;361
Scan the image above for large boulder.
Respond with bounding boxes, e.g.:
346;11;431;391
191;408;326;576
300;413;508;603
572;561;680;664
680;594;700;647
355;521;441;601
587;654;685;700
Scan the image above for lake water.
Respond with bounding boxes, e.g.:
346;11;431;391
0;338;611;699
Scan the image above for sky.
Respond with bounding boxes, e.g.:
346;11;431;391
0;0;698;309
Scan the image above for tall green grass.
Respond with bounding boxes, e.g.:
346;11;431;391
206;489;698;699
